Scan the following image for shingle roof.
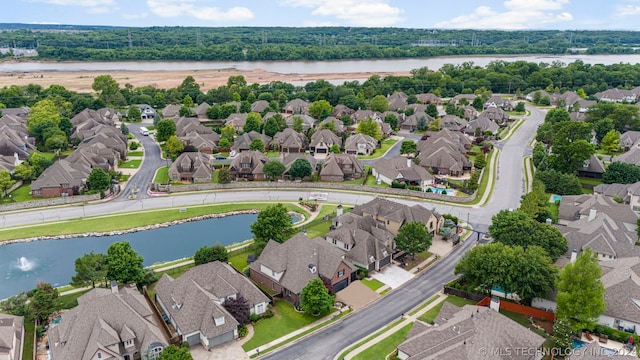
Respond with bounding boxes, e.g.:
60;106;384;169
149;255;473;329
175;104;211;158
597;257;640;326
613;147;640;166
397;305;545;360
0;314;23;358
352;198;438;225
271;128;306;149
320;153;364;178
309;129;342;148
231;131;272;152
31;159;91;191
155;261;266;336
344;133;377;152
373;156;433;184
48;287;166;360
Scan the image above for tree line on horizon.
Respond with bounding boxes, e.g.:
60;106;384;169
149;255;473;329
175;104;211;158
2;25;640;61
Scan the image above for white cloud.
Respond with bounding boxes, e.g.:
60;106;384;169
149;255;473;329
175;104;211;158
146;0;254;22
123;12;149;20
24;0;118;14
616;4;640;17
279;0;404;27
435;1;573;29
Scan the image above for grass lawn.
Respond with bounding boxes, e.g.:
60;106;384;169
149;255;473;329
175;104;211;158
212;170;219;183
266;150;280;158
342;177;365;185
468;148;497;205
418;295;478;324
242;300;332;351
408;295;441;316
154;166;169;184
365;174;389;187
23;321;35;360
361;278;385;291
579;177;602;187
357;139;398;160
545;200;559;223
55;289;92;310
228;246;252;272
0;202;309;242
121;159;142;168
127;151;144;156
7;184;34;202
499;310;549;338
303;205;338;238
352;323;414;360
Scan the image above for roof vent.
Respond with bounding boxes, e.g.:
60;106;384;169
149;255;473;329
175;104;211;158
308;263;317;274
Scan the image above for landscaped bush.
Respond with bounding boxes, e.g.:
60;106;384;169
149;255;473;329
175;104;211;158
263;309;274;318
250;313;261;323
129;142;139;150
592;324;639;344
408;185;422;191
238;323;248;338
356;266;369;280
391;180;407;189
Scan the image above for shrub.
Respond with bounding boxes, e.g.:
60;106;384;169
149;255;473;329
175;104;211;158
263;309;274;318
181;341;190;349
129;142;139;150
250;313;261;323
391;180;407;189
238;323;248;338
408;185;422;191
425;187;433;193
242;266;250;276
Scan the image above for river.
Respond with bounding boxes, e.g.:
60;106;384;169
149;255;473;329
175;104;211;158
0;213;300;299
2;54;640;74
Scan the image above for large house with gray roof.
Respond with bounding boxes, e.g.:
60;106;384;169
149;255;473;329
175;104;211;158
229;150;268;180
271;128;306;153
320;153;364;182
30;159;91;197
48;285;167;360
168;152;212;183
0;313;23;360
230;131;271;153
351;197;443;236
397;305;545;360
594;180;640;214
344;133;377;156
155;261;268;349
309;129;342;158
372;156;434;189
249;233;356;303
417;130;472;177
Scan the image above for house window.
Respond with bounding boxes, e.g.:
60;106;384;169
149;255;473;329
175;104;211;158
125;339;134;347
338;269;344;277
98;353;102;359
332;239;337;245
242;163;251;168
172;174;177;180
344;244;349;250
633;206;640;211
386;220;389;225
272;282;275;290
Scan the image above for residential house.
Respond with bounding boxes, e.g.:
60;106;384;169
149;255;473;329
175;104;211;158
225;101;242;112
0;124;35;159
271;128;307;153
578;154;605;179
344;133;377;156
417;130;472;176
525;90;559;104
168;152;212;183
250;100;270;113
283;99;310;115
175;117;219;153
351;197;442;236
331;209;396;251
372;156;434;188
155;261;269;349
483;95;512;110
567;98;596;113
351;110;381;124
30;159;91;197
396;305;545;360
320;153;364;182
556;194;640;260
78;128;128;159
620;131;640;151
387;93;408;111
48;285;167;360
249;233;356;303
332;105;355;118
569;111;588;122
71;108;117;128
65;142;120;172
379;121;393;138
285;114;315;131
416;93;441;105
135;104;156;120
224;113;248;132
161;104;182;119
309;129;342;158
282;153;318;180
464;116;499;136
595;88;637;103
440;115;468;132
319;117;345;134
0;314;23;360
0;107;29;118
194;102;210;119
230;131;271;153
400;111;433;131
324;225;392;272
463;105;479;120
0;154;20;173
262;112;278;122
406;104;427;114
558;91;581;107
613;147;640;166
479;106;509;125
229;150;268;180
594;180;640;214
451;94;477;105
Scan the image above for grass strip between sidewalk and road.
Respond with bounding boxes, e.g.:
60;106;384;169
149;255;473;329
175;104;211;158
407;294;441;316
336;318;405;360
352;323;414;360
468;148;498;206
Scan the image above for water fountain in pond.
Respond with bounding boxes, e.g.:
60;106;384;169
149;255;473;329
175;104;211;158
16;257;35;271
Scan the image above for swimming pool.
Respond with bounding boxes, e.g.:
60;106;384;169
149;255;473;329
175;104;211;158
425;187;449;195
551;195;562;203
572;339;618;355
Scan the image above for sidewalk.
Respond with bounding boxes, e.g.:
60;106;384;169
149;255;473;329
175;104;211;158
338;292;447;360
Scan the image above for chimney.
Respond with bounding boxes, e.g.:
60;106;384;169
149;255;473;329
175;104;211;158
490;296;500;312
588;208;597;221
407;157;412;168
110;280;118;294
337;204;343;216
570;249;578;264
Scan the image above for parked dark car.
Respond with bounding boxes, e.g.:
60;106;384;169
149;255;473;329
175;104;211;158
216;155;227;160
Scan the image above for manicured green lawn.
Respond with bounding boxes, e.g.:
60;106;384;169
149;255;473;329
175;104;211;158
352;323;414;360
23;320;35;360
154;166;169;184
302;205;337;238
266;150;281;158
242;300;332;351
342;177;365;185
0;202;308;242
121;159;142;168
361;278;384;291
7;184;34;202
305;220;332;238
127;151;144;157
55;289;92;310
408;295;441;316
499;310;549;338
418;295;478;324
228;246;251;272
211;170;219;183
357;139;398;160
468;148;497;205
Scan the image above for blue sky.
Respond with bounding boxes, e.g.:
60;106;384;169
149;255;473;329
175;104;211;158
3;0;640;30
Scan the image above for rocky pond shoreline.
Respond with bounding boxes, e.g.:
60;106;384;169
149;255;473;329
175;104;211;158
0;210;305;246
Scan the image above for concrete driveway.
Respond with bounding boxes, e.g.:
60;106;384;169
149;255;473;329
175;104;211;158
336;281;380;311
372;265;414;289
190;342;249;360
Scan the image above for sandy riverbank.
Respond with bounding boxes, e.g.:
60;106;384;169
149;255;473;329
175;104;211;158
0;68;410;92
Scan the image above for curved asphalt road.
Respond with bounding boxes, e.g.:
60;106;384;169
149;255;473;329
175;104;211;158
0;107;545;359
117;122;165;200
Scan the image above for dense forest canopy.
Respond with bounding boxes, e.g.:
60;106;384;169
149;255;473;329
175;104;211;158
2;24;640;61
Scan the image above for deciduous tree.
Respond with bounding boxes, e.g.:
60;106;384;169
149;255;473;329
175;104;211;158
193;244;228;265
127;105;141;122
309;100;333;120
27;99;60;135
156;119;177;142
218;168;231;184
263;116;281;137
71;251;108;288
288;158;313;180
106;241;145;284
29;282;59;324
600;129;620;154
356;118;382;141
243;112;263;133
394;221;433;259
87;168;110;191
249;138;265;152
555;249;605;331
92;74;120;105
165;135;184;160
603;161;640;184
159;345;193;360
263;160;285;181
369;95;389;112
300;278;335;315
400;140;417;155
223;295;250;324
250;204;294;252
